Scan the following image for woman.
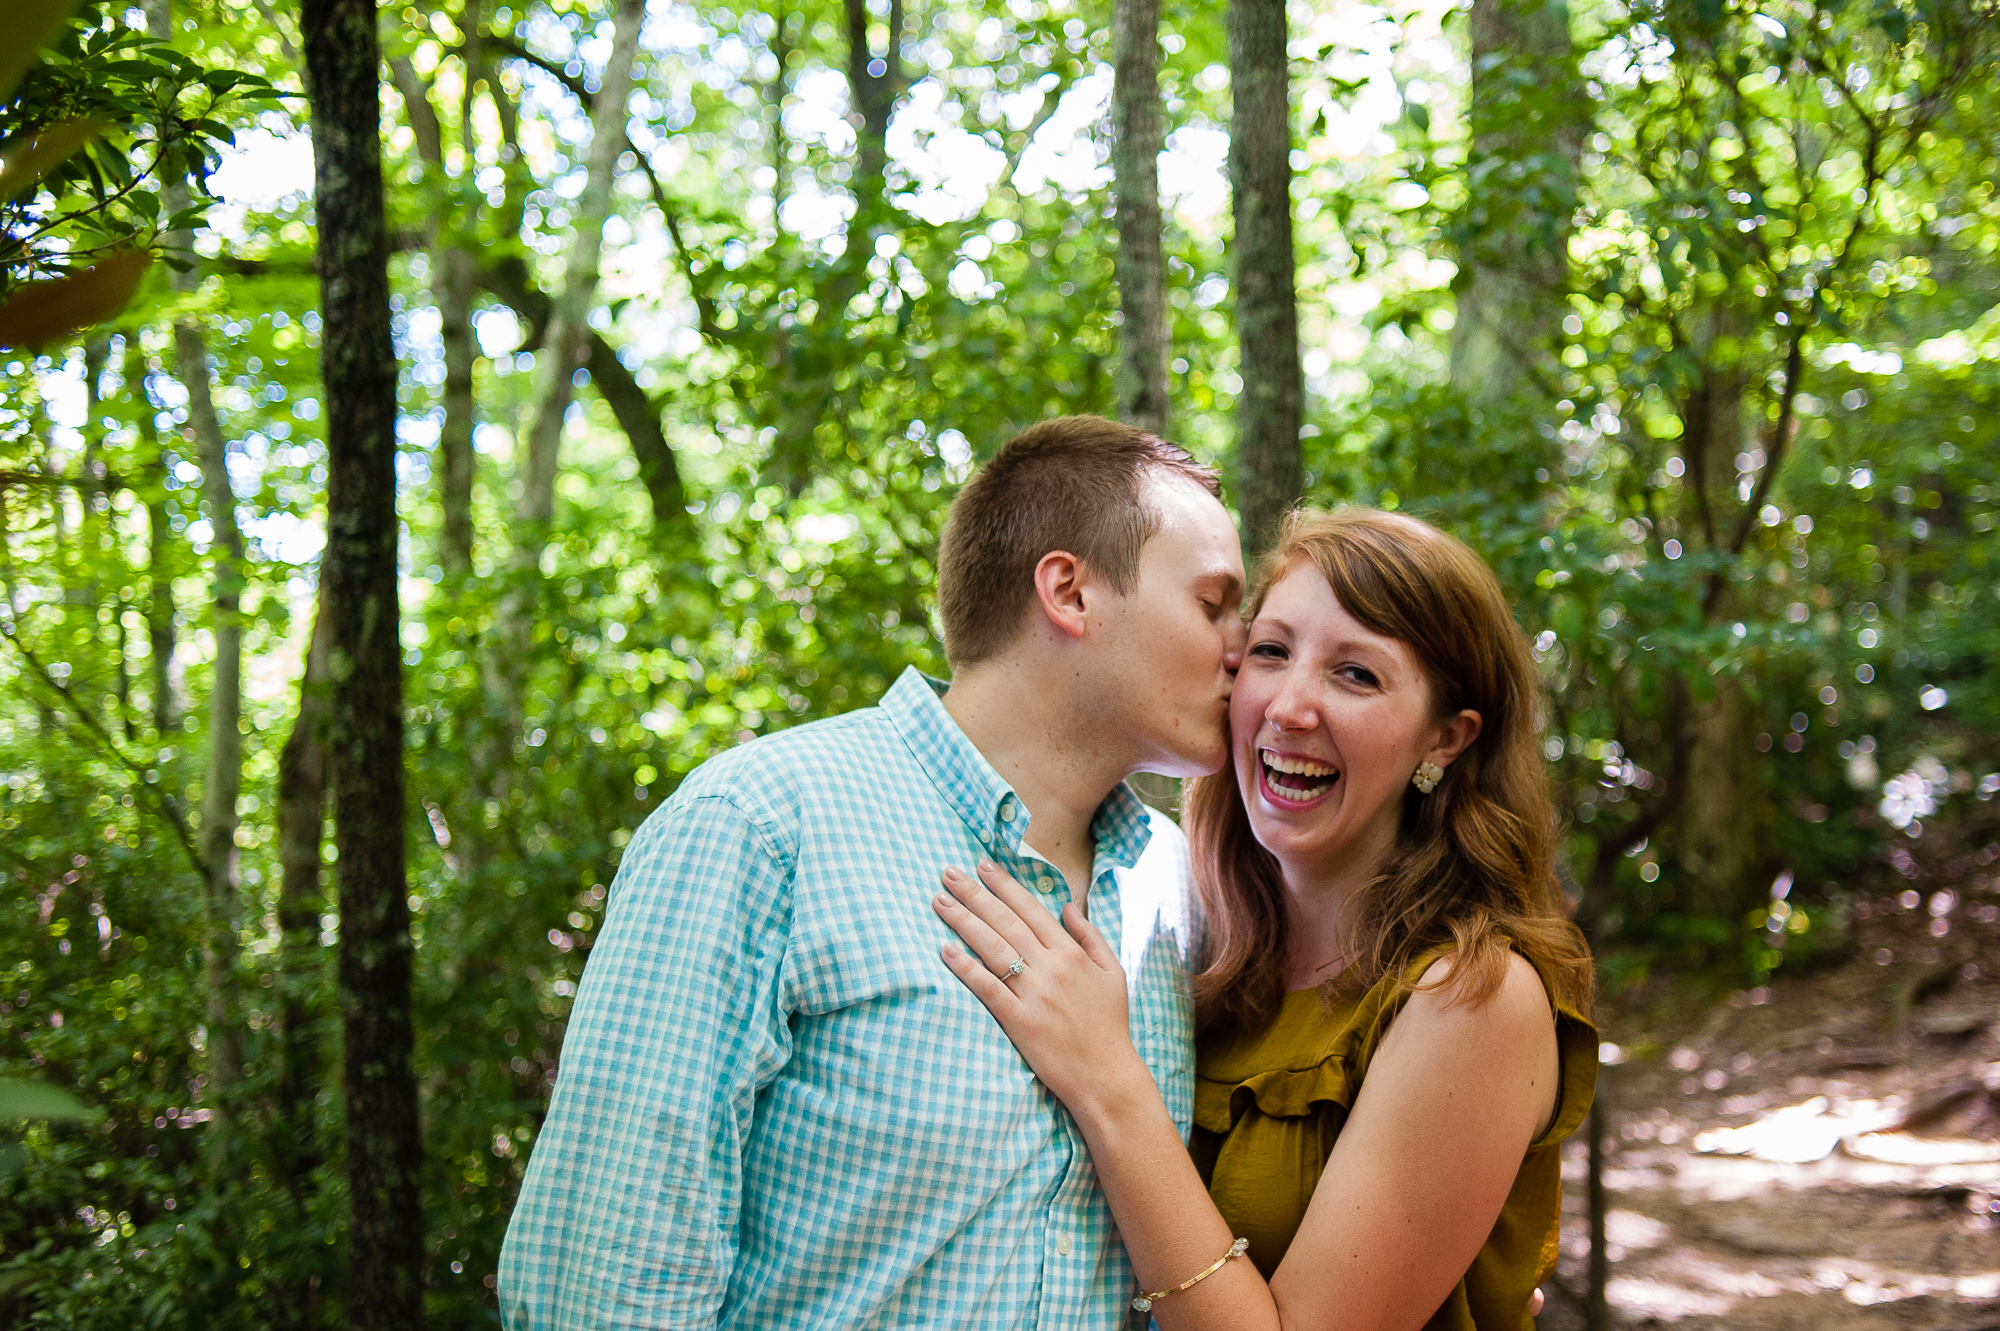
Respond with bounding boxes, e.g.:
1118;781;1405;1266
932;508;1596;1330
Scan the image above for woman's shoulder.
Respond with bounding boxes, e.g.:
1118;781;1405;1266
1389;947;1560;1052
1387;946;1596;1148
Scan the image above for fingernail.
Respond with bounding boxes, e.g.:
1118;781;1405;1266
933;891;953;909
979;859;997;874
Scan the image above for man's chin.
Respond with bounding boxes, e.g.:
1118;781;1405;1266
1137;740;1230;782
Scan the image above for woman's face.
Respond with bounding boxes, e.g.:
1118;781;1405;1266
1231;563;1475;886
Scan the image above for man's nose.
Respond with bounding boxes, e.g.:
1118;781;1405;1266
1222;618;1247;673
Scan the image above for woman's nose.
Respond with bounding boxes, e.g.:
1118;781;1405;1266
1263;672;1316;733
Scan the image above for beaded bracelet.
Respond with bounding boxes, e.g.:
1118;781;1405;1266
1131;1236;1250;1313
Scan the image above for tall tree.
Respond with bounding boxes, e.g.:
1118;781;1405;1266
386;27;479;575
300;0;422;1322
146;0;245;1122
123;341;179;736
274;598;330;1187
489;0;645;740
272;596;330;1326
1227;0;1301;555
1450;0;1585;413
1111;0;1168;437
759;0;909;490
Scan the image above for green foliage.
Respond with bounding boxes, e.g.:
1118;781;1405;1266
2;0;1996;1323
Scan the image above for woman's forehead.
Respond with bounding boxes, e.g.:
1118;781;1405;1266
1254;568;1412;659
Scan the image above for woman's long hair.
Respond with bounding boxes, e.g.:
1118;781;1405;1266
1187;507;1594;1033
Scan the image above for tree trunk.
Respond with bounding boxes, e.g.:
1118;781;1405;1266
491;0;645;733
512;0;643;539
271;596;330;1327
1227;0;1301;556
1112;0;1169;438
1673;314;1759;920
301;0;423;1321
149;0;244;1118
178;314;246;1114
1450;0;1583;408
1680;676;1759;925
437;246;478;574
129;345;179;738
843;0;903;222
275;596;330;1189
388;52;479;575
767;1;791;213
758;0;904;491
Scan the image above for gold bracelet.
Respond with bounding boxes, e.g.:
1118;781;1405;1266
1131;1236;1249;1313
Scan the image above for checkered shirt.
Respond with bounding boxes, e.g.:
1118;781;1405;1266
498;667;1196;1329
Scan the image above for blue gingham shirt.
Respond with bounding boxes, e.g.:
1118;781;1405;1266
499;667;1195;1329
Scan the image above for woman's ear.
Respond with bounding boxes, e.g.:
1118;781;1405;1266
1427;709;1482;770
1032;550;1090;640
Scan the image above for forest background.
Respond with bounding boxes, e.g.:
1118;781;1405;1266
0;0;1995;1321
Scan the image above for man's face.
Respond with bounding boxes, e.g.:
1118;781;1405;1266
1092;474;1247;778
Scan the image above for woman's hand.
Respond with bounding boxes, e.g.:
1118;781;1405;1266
933;861;1150;1116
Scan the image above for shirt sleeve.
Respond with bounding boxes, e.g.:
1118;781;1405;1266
498;792;795;1329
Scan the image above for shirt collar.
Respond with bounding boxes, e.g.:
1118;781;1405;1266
881;666;1155;871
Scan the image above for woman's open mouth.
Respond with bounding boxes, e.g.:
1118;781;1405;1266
1257;748;1339;807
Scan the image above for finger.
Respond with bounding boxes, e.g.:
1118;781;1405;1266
972;859;1070;950
1061;901;1121;974
934;884;1030;979
942;941;1025;1018
943;864;1050;960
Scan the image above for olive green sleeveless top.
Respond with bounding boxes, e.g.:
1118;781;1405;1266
1189;953;1596;1330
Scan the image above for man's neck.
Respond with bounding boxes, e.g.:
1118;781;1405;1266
941;661;1130;902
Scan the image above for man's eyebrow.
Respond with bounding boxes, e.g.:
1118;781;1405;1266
1198;567;1244;598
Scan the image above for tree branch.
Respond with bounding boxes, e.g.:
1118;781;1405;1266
1726;324;1803;557
477;257;692;541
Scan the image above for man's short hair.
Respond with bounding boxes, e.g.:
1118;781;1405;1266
937;415;1221;667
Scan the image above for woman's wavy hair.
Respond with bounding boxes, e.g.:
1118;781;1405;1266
1186;507;1594;1033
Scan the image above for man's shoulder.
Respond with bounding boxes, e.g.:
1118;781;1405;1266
658;702;907;825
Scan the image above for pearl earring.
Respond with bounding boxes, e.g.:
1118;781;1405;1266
1411;761;1442;794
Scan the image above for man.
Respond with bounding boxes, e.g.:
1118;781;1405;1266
499;416;1246;1328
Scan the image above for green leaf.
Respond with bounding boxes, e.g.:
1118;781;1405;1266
0;0;76;102
0;249;153;350
0;119;104;201
0;1079;99;1122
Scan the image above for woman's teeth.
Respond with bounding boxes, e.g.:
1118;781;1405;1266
1261;750;1337;799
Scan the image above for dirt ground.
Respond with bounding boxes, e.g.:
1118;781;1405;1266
1538;835;2000;1330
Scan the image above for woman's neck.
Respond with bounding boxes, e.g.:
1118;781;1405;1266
1277;842;1391;991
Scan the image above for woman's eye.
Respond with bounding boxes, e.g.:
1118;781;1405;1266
1337;665;1379;687
1247;642;1286;660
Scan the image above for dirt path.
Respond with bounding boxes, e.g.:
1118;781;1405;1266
1540;847;2000;1330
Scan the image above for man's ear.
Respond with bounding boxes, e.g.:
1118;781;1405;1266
1032;550;1091;641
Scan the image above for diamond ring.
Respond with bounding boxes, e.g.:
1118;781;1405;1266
1006;958;1027;978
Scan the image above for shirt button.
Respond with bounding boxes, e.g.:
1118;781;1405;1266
1056;1233;1073;1255
1036;876;1057;894
1001;796;1019;821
